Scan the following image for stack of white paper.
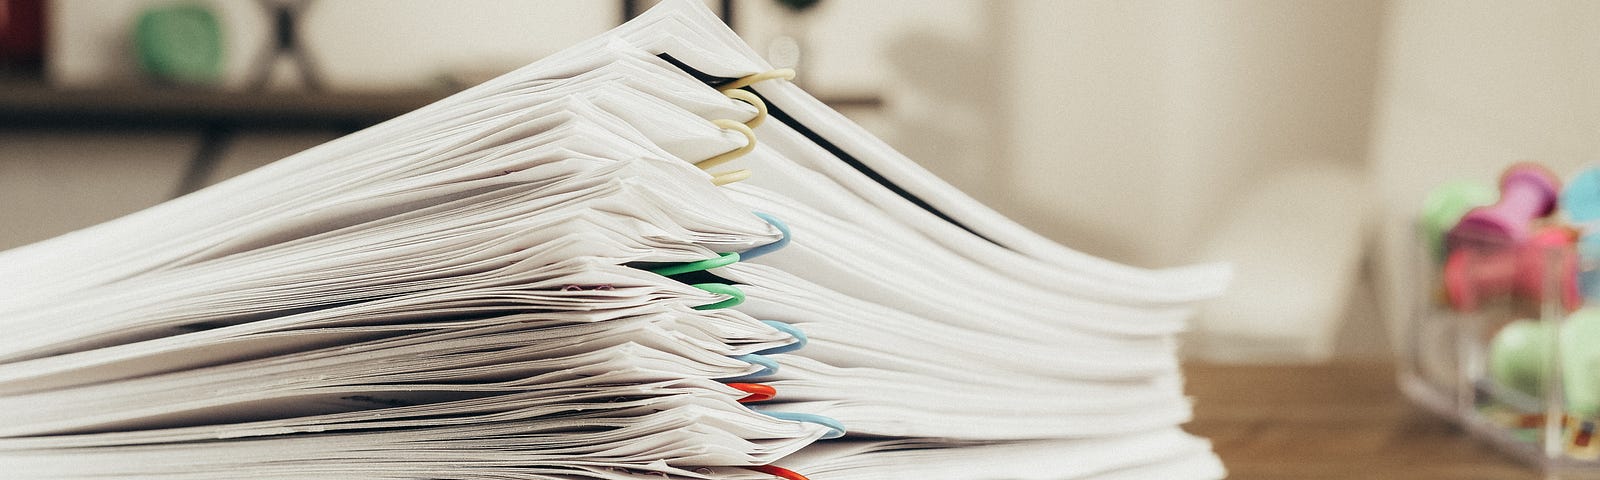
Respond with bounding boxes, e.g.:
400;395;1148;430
0;1;1230;479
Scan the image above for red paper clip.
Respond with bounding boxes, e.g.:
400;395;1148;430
726;382;775;403
745;464;809;480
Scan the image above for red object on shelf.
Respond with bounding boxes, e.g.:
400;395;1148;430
1443;225;1581;313
0;0;44;65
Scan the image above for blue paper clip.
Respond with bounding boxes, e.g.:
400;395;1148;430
726;354;779;380
755;320;807;355
756;410;846;439
741;212;792;261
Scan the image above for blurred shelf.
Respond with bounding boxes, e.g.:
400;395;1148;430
0;75;883;197
812;93;883;109
0;78;883;131
0;80;454;130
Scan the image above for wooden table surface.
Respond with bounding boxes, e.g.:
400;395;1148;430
1183;362;1542;480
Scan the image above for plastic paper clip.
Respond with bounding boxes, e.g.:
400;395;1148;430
690;283;745;310
756;410;846;439
723;88;769;129
699;118;756;186
728;354;778;379
740;212;792;261
718;68;797;92
649;252;739;277
697;119;755;171
561;284;613;291
755;320;807;355
712;169;752;186
726;382;776;403
744;464;811;480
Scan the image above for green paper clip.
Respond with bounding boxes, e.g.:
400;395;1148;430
691;283;745;310
650;252;739;277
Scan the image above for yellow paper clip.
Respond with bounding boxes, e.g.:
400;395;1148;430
718;68;796;91
723;88;768;129
697;119;755;171
703;69;795;186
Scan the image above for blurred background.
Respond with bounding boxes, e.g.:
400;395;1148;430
2;0;1597;363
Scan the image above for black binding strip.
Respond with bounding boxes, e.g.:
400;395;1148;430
657;54;994;243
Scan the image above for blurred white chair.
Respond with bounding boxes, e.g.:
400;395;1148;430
1193;163;1372;362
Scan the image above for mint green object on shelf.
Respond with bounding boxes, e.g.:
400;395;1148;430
1489;308;1600;419
1562;308;1600;418
1490;319;1554;399
1422;180;1497;261
135;3;224;85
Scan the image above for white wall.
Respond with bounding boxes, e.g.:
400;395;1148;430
0;130;340;252
997;0;1383;268
991;1;1386;360
0;131;191;250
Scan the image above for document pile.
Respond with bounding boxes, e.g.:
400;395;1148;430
0;1;1230;478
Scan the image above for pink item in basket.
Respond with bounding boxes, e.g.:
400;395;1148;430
1448;163;1561;250
1444;226;1581;312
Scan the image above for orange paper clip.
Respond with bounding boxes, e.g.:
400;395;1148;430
745;464;809;480
726;382;775;403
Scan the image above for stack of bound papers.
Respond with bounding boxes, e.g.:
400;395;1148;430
0;1;1231;479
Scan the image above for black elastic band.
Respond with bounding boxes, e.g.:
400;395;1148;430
657;54;993;244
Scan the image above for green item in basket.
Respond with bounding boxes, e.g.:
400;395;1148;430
1489;309;1600;419
1421;180;1497;259
134;3;224;85
1561;308;1600;418
1490;319;1554;398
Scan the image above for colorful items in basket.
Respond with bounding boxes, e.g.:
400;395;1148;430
1444;226;1581;313
1564;168;1600;299
1427;163;1580;313
1422;180;1497;261
1448;164;1563;250
1475;405;1599;458
1490;309;1600;418
1487;308;1600;459
1422;163;1600;463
